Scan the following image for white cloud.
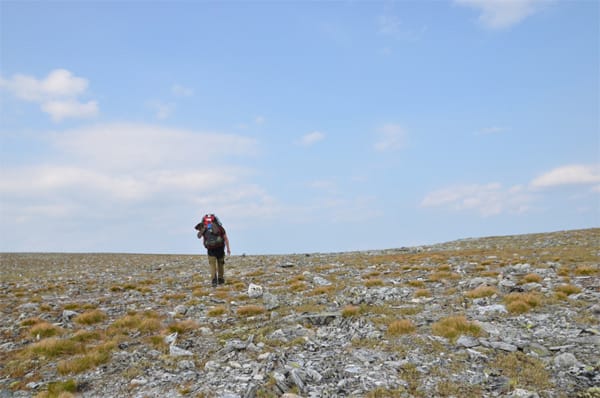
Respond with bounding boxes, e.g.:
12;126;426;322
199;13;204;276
255;116;265;125
297;131;325;147
455;0;543;30
41;100;99;122
0;123;268;236
530;164;600;189
52;123;257;171
0;69;98;121
1;69;88;101
374;124;406;152
422;163;599;217
171;84;194;97
421;183;533;216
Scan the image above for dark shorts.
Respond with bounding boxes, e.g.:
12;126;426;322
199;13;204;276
207;246;225;259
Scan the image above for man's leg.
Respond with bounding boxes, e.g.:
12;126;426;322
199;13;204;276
208;255;218;287
217;256;225;285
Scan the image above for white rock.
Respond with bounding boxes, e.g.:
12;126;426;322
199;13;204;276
248;283;264;298
169;344;193;357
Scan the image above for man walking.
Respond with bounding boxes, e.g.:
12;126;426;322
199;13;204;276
195;214;231;287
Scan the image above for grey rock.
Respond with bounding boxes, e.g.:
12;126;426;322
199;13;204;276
490;341;518;352
169;344;193;357
508;389;540;398
174;304;187;315
554;352;579;368
312;276;331;286
474;304;507;315
456;335;479;348
263;292;279;310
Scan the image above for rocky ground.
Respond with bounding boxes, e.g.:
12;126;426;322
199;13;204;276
1;228;599;398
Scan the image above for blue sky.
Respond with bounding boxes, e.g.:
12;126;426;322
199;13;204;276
0;0;598;255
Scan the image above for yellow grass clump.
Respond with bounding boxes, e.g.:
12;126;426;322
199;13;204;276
465;286;497;299
414;289;431;298
386;319;416;336
365;278;385;288
74;309;107;325
57;341;115;375
309;285;336;297
207;305;227;317
504;292;542;314
555;284;581;296
29;338;83;358
341;305;361;317
109;312;162;334
431;315;482;342
35;379;78;398
167;319;200;334
574;265;597;276
237;305;266;317
521;273;543;284
29;321;64;339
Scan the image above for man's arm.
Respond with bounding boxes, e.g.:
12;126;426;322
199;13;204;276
223;233;231;256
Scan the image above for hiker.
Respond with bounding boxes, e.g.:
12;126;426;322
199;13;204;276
195;214;231;287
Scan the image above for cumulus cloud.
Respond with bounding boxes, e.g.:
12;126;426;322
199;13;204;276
455;0;543;30
0;69;99;121
422;163;599;217
41;100;99;122
374;124;407;152
0;123;261;220
530;164;600;189
421;183;533;216
52;123;257;171
297;131;325;147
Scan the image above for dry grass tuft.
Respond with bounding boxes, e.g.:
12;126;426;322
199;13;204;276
341;305;361;317
555;284;581;296
406;280;425;288
310;285;336;296
465;286;497;299
521;273;543;284
74;309;107;325
207;305;227;317
57;341;115;375
386;319;416;336
29;321;64;339
163;292;187;300
167;319;200;334
109;311;162;334
237;305;266;316
574;265;597;276
491;351;553;390
35;379;78;398
288;281;307;292
414;289;431;298
431;315;482;342
429;271;461;282
28;338;83;358
504;292;542;314
365;278;385;288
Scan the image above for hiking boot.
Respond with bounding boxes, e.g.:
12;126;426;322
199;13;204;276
218;278;225;285
211;278;218;287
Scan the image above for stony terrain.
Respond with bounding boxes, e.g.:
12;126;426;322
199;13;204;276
1;228;599;398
